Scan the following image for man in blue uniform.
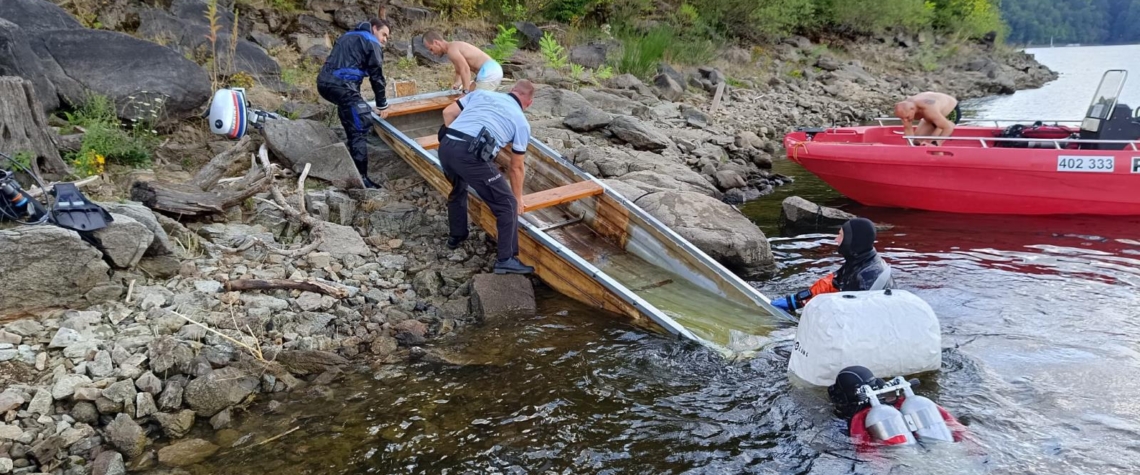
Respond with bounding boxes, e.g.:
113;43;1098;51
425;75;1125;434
317;18;390;189
438;81;536;274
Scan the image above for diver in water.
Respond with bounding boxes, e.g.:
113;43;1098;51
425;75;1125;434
772;217;894;312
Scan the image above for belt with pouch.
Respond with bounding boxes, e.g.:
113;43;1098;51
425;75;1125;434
439;126;497;162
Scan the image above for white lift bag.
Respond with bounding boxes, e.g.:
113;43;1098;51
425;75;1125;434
787;289;941;386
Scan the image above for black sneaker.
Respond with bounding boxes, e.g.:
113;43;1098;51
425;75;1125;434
493;257;535;275
446;235;467;250
362;177;381;189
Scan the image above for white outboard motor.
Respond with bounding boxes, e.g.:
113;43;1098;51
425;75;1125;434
207;88;281;140
896;377;955;442
859;383;916;445
788;289;941;386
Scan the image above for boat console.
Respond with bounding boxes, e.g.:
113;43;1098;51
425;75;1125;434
1078;70;1140;149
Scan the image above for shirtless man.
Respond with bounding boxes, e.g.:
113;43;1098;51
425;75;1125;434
423;30;503;93
894;92;960;146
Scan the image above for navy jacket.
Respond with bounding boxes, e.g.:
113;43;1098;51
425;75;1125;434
319;22;388;110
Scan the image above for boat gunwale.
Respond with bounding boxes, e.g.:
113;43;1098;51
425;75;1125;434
370;101;725;351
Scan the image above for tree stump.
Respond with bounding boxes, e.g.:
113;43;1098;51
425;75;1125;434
0;77;69;178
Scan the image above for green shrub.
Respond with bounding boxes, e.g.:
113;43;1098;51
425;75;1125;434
616;26;672;78
688;0;816;41
821;0;935;34
485;25;520;63
498;0;528;22
539;32;568;70
543;0;608;23
932;0;1005;39
595;65;615;80
61;94;157;171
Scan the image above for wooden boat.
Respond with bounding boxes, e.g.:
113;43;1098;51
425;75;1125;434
372;90;788;357
784;69;1140;215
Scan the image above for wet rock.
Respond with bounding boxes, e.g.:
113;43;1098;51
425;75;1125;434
370;335;398;358
608;116;671;151
208;408;231;430
274;350;347;376
636;190;775;278
52;374;92;400
105;414;146;459
157;438;218;467
652;73;684;102
393;320;428;346
469;274;536;321
0;226;111;314
513;21;542;50
184;366;258;417
562;106;612;132
262;119;364;189
92;450;125;475
715;170;747;190
780;196;856;231
157;380;184;412
152;410;195;439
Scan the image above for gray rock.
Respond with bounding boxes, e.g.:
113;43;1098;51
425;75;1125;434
579;89;643;116
734;131;764;150
208;408;232;430
148;336;194;374
316;223;369;259
0;457;10;474
183;366;259;416
527;87;591;118
153;409;196;439
562;106;612;132
137;7;278;78
99;202;178;257
412;35;447;65
101;379;137;413
193;279;223;294
135;392;158;418
88;350;114;378
158;438;218;467
636;190;775;278
4;319;42;336
815;55;842;72
470;274;536;321
249;30;284;50
70;401;98;425
52;374;92;400
513;21;543;50
91;450;126;475
90;214;154;268
26;389;52;416
0;331;22;345
0;18;60;111
157;379;184;412
658;63;684;87
780;196;856;231
49;328;84;349
653;73;684;102
715;170;747;190
0;424;21;441
412;270;443;297
135;372;163;395
680;104;709;128
105;414;147;459
0;391;24;413
0;226;110;314
608;116;671;151
274;350;348;376
262;119;364;189
370;335;398;358
569;43;608;69
295;292;333;312
72;387;101;402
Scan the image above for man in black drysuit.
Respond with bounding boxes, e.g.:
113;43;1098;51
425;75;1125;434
317;18;390;189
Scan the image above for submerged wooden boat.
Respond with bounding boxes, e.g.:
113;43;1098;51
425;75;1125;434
372;90;788;357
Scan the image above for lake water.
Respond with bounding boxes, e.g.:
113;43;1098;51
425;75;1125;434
179;46;1140;474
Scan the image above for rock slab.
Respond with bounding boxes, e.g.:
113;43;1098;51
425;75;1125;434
781;196;856;231
0;226;110;314
262;119;365;189
469;274;536;321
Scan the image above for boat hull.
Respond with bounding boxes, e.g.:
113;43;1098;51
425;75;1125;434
785;127;1140;215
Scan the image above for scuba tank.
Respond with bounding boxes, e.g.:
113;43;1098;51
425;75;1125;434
894;377;955;442
859;383;916;445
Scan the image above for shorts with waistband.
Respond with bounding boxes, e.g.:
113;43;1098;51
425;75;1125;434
475;60;503;91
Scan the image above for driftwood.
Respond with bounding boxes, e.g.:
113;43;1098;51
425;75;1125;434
129;136;267;216
0;77;69;178
224;279;350;298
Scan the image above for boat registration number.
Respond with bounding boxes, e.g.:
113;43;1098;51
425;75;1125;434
1057;156;1115;173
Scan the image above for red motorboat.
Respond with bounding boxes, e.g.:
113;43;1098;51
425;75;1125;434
784;70;1140;216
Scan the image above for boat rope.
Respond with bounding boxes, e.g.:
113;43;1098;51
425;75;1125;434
790;141;809;162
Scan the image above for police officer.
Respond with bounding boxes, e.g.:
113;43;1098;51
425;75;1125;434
438;81;536;274
317;18;390;189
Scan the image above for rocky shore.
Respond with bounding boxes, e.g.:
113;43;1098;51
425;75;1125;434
0;0;1058;473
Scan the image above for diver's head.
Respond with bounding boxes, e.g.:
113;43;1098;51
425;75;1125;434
828;365;884;419
837;218;876;260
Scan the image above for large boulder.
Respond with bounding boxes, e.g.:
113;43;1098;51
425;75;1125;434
0;226;111;315
90;214;155;269
136;7;279;78
100;202;179;257
608;116;672;151
0;19;60;111
469;274;536;321
569;43;608;69
182;366;259;417
578;88;644;116
513;21;542;50
562;105;612;132
412;35;447;65
635;190;775;278
0;0;81;32
780;196;856;231
527;87;591;118
262;119;365;189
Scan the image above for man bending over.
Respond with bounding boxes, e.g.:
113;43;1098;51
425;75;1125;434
423;30;503;93
894;92;960;146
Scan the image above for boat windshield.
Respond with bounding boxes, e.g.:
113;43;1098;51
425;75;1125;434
1086;70;1127;120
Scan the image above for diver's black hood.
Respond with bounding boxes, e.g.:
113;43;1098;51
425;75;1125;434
835;218;878;285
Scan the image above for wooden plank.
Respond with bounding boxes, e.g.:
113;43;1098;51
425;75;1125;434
521;181;603;213
384;95;455;118
710;81;726;112
414;135;439;150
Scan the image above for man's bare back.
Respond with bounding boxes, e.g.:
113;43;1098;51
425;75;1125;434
424;30;501;92
894;91;960;145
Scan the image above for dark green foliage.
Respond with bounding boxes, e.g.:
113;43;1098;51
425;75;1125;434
1002;0;1140;45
